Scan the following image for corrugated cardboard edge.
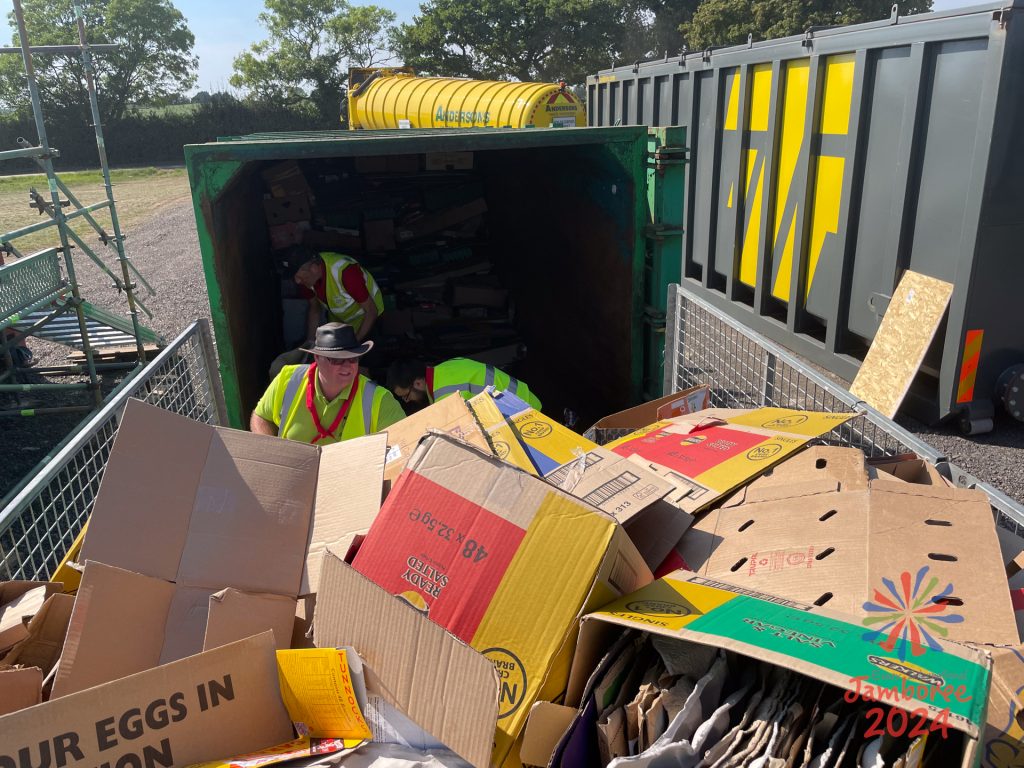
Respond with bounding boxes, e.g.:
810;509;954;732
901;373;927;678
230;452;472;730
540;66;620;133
314;549;499;768
0;666;42;716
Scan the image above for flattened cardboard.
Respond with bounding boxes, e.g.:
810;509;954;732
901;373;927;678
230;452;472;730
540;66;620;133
0;666;42;716
204;589;296;652
2;593;74;674
533;570;989;768
304;433;387;595
0;633;294;768
605;407;856;514
351;433;651;766
582;387;711;444
381;397;491;491
314;550;499;768
850;270;954;418
0;585;48;653
683;446;1018;645
545;447;687;569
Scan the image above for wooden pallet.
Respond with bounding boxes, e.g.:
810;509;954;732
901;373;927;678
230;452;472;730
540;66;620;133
68;343;161;364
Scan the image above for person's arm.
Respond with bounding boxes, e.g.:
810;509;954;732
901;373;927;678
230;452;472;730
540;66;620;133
305;298;320;345
355;299;378;341
250;412;278;436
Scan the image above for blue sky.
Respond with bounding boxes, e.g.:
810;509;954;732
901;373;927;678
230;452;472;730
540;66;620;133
7;0;989;94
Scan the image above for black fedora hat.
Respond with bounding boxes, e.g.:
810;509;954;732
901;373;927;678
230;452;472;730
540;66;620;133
300;322;373;359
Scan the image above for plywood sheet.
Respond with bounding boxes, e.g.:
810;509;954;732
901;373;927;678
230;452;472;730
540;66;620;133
850;270;953;418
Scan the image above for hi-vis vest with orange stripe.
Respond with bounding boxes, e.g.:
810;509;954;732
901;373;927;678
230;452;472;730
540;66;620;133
322;252;384;331
276;366;387;443
430;358;542;410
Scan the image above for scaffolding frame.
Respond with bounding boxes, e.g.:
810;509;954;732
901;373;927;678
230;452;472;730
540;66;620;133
0;0;157;417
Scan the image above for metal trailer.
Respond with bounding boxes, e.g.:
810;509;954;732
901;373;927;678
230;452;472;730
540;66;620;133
587;1;1024;433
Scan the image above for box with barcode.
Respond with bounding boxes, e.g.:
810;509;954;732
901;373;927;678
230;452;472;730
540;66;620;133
351;433;652;767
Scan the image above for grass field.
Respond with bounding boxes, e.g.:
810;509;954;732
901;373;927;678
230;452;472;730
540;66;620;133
0;166;191;256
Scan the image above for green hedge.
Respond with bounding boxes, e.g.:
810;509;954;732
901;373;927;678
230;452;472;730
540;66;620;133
0;100;340;172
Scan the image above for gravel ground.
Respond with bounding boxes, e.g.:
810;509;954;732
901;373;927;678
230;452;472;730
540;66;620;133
4;200;1023;511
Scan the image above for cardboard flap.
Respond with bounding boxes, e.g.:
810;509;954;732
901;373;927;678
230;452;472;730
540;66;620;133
204;589;296;652
520;702;577;767
2;593;74;674
53;561;175;698
305;433;387;595
586;387;711;432
738;477;841;505
81;399;216;581
314;550;499;768
0;633;295;767
0;666;42;716
0;585;48;652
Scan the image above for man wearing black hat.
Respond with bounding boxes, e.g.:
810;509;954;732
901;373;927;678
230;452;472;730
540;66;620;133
251;322;404;445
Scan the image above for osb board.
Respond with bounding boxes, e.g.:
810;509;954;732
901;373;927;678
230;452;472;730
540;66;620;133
850;270;953;418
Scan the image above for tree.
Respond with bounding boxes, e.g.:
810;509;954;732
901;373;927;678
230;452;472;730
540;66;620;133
0;0;197;122
680;0;932;50
230;0;397;123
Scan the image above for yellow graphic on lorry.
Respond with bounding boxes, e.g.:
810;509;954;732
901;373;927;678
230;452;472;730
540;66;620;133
275;649;372;741
724;54;856;304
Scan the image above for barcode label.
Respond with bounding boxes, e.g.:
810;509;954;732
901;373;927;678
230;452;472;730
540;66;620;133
665;471;710;500
583;471;640;507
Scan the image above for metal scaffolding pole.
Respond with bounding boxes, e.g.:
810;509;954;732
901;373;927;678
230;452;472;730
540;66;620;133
73;0;147;362
11;0;102;406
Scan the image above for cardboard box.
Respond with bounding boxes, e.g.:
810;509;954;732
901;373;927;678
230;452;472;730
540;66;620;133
354;154;420;174
475;389;598;476
302;229;361;252
977;645;1024;767
262;161;313;199
0;666;41;716
363;218;396;252
269;221;310;250
351;433;652;767
524;570;991;768
381;396;492;492
545;447;689;570
0;582;56;654
582;386;711;444
54;399;387;695
604;406;856;514
0;632;294;768
263;194;311;226
466;391;536;472
425;151;474;171
398;200;488;241
681;446;1019;645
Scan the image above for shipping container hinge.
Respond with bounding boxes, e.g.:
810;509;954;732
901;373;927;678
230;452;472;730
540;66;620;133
645;223;684;241
647;145;687;171
644;306;667;330
994;8;1011;28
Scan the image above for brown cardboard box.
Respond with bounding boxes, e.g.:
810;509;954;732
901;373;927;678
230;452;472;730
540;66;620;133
53;399;387;696
0;583;55;654
262;160;313;199
0;633;294;767
381;397;492;492
269;221;310;250
977;645;1024;767
524;570;991;768
582;386;711;444
263;194;311;226
351;433;652;767
681;446;1019;645
0;666;41;716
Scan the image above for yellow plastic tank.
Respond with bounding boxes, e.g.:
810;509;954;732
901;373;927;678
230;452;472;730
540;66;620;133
348;67;586;130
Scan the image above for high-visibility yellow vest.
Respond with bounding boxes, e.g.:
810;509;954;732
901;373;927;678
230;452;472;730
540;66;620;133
321;252;384;331
274;366;387;444
429;358;542;411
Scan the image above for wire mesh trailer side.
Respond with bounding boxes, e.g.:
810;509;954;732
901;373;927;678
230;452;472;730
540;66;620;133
665;284;1024;532
0;320;225;581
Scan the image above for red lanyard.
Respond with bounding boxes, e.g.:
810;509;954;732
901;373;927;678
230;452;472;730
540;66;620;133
426;366;435;401
305;362;359;444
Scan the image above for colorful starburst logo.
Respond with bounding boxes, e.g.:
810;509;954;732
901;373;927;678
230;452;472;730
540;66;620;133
861;565;964;660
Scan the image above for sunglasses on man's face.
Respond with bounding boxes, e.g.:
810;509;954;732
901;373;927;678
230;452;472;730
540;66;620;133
319;356;357;368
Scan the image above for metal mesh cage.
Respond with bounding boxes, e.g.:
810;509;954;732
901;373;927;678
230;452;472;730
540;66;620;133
665;284;1024;532
0;320;224;581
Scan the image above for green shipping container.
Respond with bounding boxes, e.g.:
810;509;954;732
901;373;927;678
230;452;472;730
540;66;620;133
184;127;685;429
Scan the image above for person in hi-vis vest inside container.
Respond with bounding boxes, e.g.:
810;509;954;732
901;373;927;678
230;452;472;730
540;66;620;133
252;322;404;445
386;357;542;412
270;246;385;378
